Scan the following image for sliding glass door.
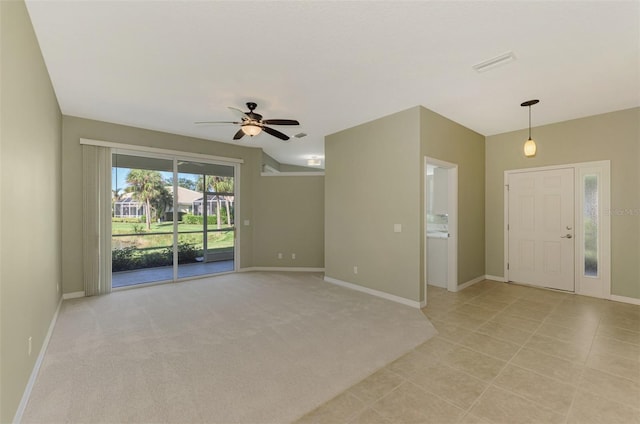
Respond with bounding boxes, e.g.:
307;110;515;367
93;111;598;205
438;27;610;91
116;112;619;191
176;160;235;279
111;152;237;288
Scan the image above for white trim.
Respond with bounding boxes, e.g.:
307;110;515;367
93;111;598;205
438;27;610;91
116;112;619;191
233;162;241;273
261;172;325;177
503;180;510;281
13;297;63;424
485;274;507;283
80;138;244;164
610;295;640;306
454;275;486;292
62;291;85;299
263;164;280;173
239;267;325;273
324;276;422;309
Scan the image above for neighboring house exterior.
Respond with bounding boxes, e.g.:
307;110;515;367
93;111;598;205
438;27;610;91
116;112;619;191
112;186;234;220
165;186;201;220
193;194;234;217
113;192;145;218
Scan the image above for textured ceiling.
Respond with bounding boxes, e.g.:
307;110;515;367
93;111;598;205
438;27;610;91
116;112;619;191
25;1;639;168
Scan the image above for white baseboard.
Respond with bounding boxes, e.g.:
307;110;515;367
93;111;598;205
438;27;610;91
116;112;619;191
454;275;486;292
239;267;325;273
610;294;640;306
62;291;85;299
324;276;422;309
13;296;63;424
485;274;507;283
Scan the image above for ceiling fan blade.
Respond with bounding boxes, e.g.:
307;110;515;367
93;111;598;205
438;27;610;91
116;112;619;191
262;119;300;126
228;107;249;120
194;121;241;125
262;126;290;141
233;129;245;140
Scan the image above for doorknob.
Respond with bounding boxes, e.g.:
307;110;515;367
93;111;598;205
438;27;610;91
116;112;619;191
561;234;573;239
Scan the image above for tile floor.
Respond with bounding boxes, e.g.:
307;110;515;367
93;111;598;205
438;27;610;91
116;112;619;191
295;280;640;424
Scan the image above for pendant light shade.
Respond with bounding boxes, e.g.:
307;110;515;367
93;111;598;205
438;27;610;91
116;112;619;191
521;99;539;157
523;137;537;157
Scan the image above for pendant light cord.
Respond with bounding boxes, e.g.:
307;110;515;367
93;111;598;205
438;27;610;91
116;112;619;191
528;106;532;140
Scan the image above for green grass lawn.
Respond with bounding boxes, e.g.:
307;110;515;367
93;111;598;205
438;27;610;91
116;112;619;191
112;221;234;251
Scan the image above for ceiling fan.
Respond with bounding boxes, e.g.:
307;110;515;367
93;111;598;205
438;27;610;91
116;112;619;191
195;102;300;141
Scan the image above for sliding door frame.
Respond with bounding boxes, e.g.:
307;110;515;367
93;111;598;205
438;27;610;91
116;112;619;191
82;138;243;287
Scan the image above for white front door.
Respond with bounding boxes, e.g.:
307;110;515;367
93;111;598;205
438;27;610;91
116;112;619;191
508;168;575;291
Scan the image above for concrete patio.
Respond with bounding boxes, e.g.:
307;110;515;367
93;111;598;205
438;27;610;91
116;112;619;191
112;260;234;288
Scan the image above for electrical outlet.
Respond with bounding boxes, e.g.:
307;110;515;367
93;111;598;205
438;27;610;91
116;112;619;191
353;266;358;274
277;253;283;259
28;336;32;356
291;253;296;260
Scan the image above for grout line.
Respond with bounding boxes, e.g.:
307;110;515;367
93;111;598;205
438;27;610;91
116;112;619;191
399;283;638;423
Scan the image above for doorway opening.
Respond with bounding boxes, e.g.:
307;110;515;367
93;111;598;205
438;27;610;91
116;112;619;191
424;157;458;300
111;151;238;288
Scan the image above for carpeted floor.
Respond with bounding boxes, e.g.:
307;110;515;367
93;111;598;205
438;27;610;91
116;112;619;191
22;272;436;423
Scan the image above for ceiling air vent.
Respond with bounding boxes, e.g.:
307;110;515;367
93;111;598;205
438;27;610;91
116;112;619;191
294;133;307;138
472;51;516;73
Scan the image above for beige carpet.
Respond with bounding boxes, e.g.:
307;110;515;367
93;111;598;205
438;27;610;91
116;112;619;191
22;272;436;424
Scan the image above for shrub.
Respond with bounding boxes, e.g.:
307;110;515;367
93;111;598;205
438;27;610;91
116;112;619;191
182;214;217;225
177;242;199;264
112;247;138;272
112;217;142;224
140;251;171;268
132;224;145;234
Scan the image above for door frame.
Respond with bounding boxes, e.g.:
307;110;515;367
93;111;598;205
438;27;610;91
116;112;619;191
109;145;241;286
504;160;611;298
424;156;458;297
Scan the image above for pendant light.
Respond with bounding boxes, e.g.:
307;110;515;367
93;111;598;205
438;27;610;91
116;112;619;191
521;99;539;157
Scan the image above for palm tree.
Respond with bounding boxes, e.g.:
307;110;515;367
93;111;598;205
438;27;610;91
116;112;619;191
197;175;222;228
126;169;165;230
216;178;234;227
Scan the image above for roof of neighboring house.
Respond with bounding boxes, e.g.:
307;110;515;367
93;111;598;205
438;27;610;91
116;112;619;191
166;186;202;205
118;186;203;205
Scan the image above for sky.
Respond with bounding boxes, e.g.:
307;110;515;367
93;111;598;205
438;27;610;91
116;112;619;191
112;167;197;193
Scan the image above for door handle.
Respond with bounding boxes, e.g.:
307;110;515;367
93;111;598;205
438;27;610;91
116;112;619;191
561;234;573;239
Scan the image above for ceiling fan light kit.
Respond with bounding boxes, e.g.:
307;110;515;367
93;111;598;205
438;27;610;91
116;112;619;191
242;124;262;137
197;102;300;141
521;99;539;157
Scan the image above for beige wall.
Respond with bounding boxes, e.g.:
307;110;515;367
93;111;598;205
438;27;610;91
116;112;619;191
61;116;325;293
252;176;324;267
325;107;422;301
486;108;640;299
0;1;63;421
420;108;486;293
262;151;281;172
61;116;261;293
